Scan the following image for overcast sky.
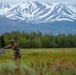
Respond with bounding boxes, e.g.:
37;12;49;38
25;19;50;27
0;0;76;4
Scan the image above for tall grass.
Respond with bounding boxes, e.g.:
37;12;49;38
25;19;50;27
0;48;76;75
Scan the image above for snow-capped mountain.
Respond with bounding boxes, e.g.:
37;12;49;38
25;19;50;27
0;1;76;35
0;1;76;23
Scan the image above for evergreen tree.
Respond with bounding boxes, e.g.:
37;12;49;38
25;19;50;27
0;31;75;48
0;36;1;48
1;35;5;48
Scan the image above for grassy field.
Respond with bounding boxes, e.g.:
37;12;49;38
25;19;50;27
0;48;76;75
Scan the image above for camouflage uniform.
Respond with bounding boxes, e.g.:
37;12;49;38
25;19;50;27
4;43;21;60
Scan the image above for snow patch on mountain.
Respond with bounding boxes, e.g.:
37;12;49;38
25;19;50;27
0;1;76;23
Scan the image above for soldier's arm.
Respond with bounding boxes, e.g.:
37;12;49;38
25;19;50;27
3;44;11;49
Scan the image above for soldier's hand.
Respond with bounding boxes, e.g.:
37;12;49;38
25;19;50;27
1;48;4;50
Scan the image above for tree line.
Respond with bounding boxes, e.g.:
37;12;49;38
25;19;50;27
0;31;76;48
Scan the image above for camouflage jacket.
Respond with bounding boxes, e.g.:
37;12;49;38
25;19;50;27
4;43;20;53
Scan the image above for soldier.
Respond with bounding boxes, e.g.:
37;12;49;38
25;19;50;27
3;39;21;60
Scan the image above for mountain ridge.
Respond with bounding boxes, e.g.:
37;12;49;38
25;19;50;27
0;1;76;23
0;1;76;35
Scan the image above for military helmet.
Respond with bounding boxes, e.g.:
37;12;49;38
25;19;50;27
10;39;15;43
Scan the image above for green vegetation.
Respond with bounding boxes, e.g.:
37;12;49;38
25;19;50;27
0;48;76;75
0;31;76;48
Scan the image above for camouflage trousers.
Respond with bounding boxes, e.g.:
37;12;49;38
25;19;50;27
13;51;21;60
